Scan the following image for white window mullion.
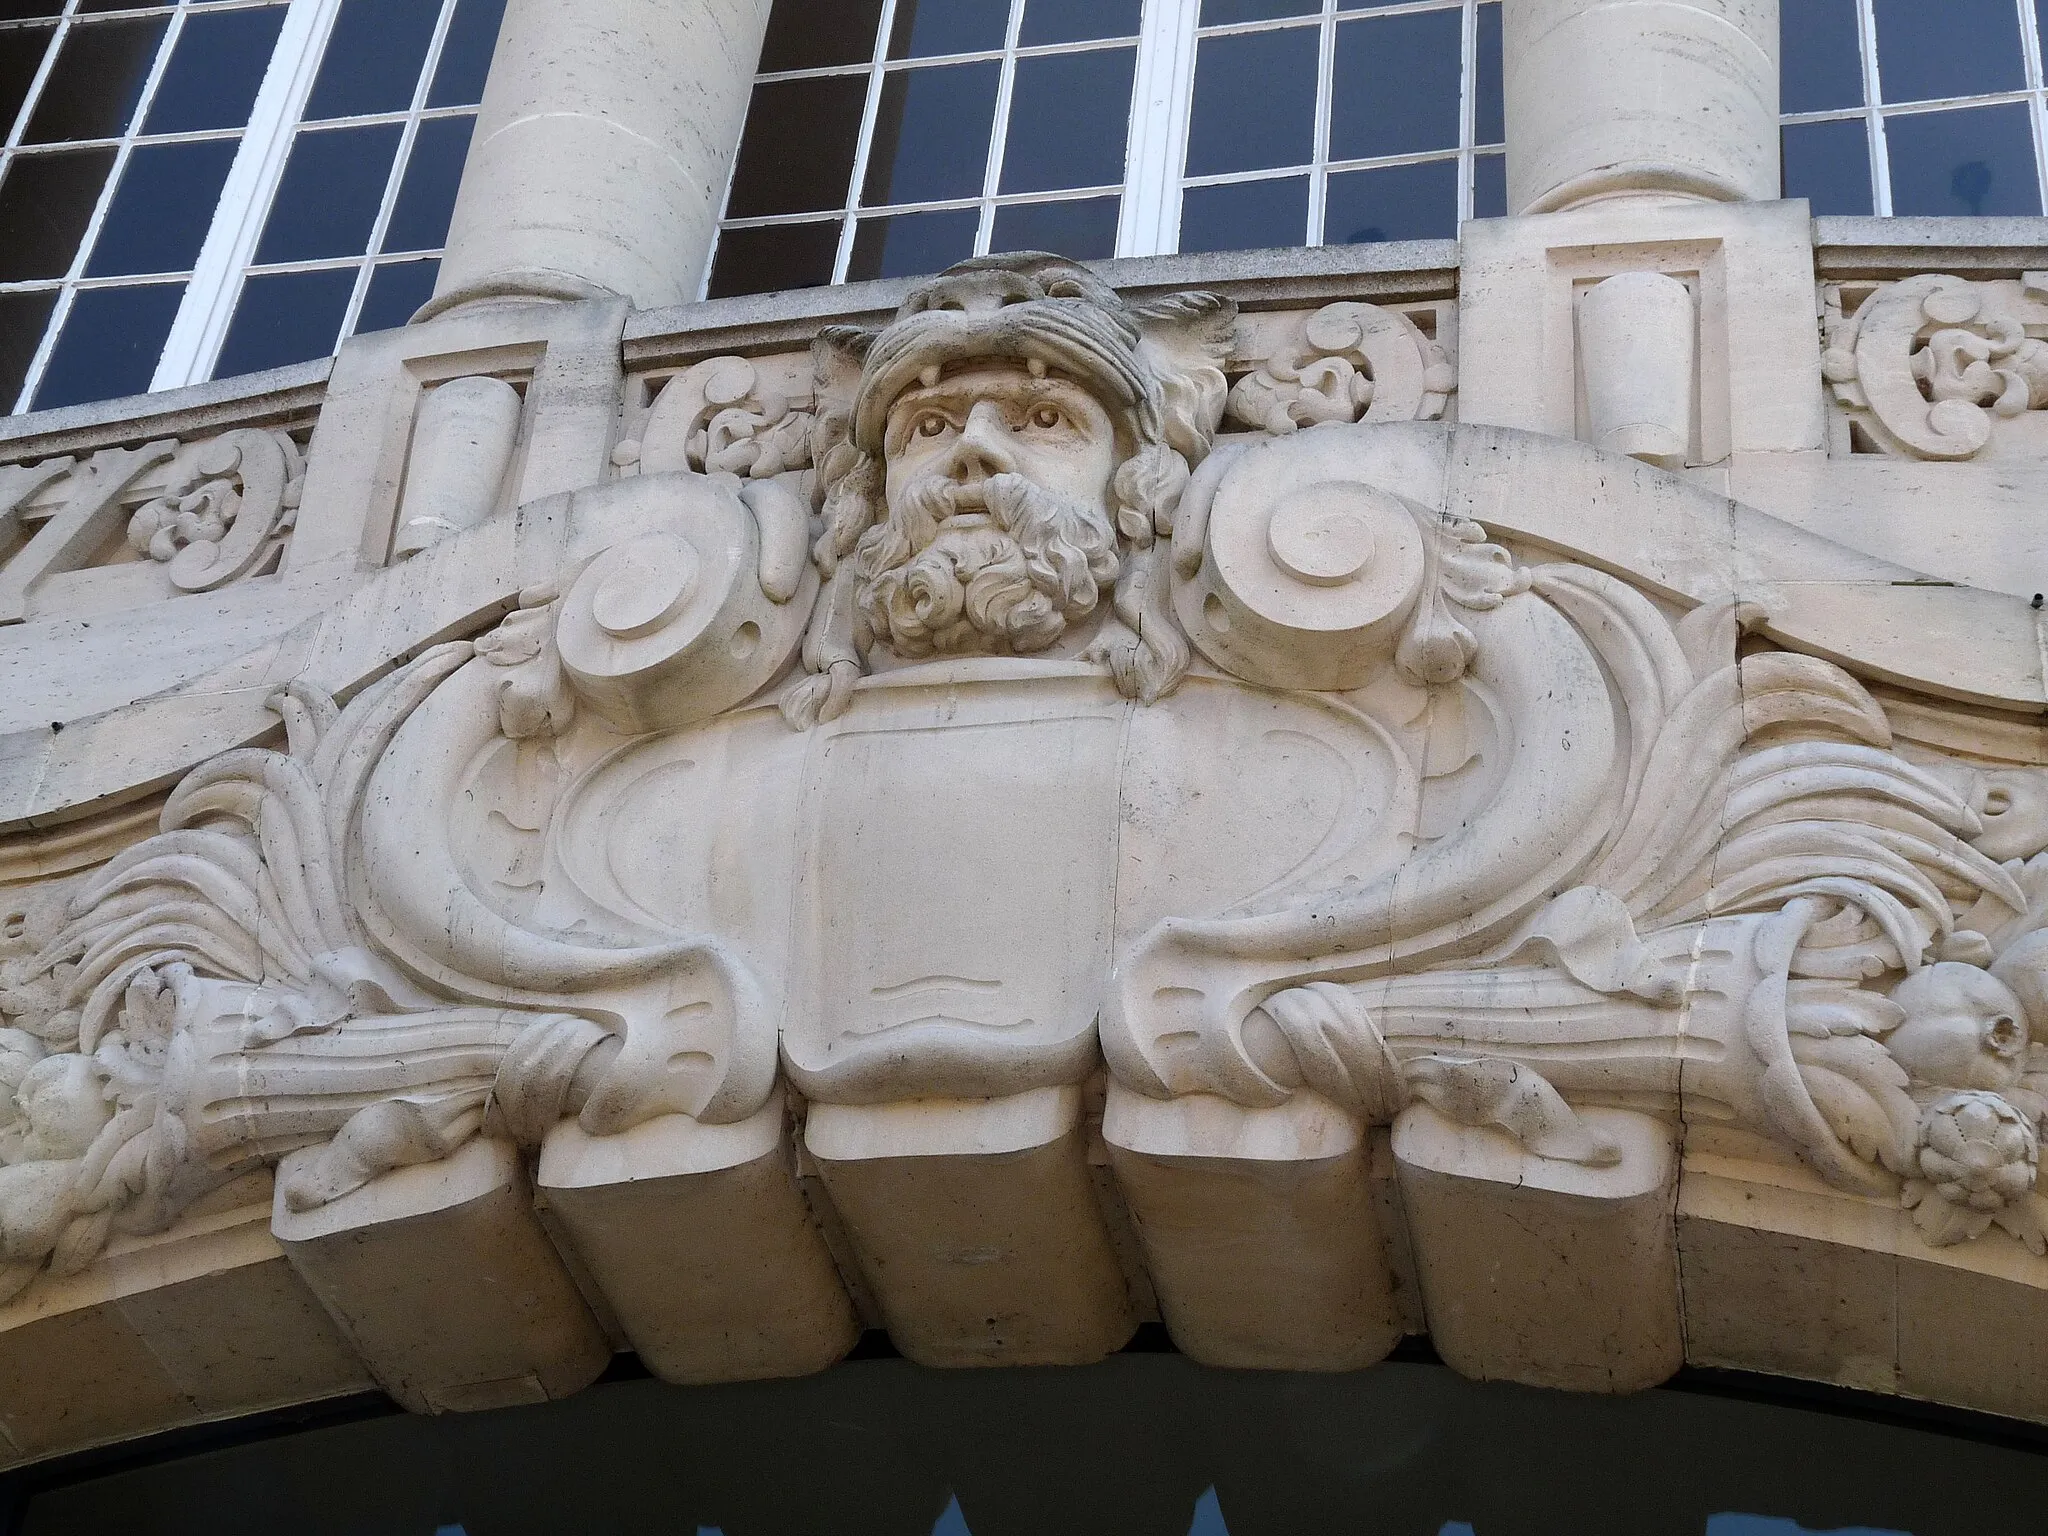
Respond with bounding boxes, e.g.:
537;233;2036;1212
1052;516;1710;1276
2015;0;2048;213
1117;0;1199;257
1457;0;1478;224
1855;0;1893;215
153;0;344;389
833;0;900;283
976;0;1028;254
1306;0;1338;246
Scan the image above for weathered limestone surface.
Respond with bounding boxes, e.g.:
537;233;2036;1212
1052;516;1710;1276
429;0;775;313
1504;0;1780;212
9;11;2048;1458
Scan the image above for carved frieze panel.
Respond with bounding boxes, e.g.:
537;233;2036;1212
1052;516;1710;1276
0;425;309;624
4;253;2047;1331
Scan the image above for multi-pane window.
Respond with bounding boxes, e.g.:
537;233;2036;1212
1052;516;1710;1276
1174;0;1502;255
208;0;505;380
1782;0;2048;216
0;0;291;412
0;0;504;415
709;0;1148;298
707;0;1504;298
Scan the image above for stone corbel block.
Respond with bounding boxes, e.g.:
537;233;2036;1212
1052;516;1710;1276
1679;1150;2048;1422
536;1091;859;1384
805;1086;1135;1367
1103;1085;1403;1370
1393;1103;1683;1393
0;1196;369;1466
272;1136;608;1414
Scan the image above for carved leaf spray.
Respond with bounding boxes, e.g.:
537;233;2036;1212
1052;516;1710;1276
5;255;2048;1309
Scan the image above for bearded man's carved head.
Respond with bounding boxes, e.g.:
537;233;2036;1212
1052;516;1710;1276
807;254;1234;674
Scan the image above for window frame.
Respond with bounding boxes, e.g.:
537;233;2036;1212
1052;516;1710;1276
2;0;490;415
703;0;1503;298
712;0;1153;289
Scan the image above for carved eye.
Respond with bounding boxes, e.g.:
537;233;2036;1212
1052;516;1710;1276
1028;403;1063;430
916;413;948;438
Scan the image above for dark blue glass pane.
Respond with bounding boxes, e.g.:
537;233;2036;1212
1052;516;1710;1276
1781;0;1863;114
86;138;239;276
1179;175;1308;253
760;0;883;71
848;206;979;281
1475;3;1503;144
1330;10;1463;161
1325;158;1458;244
1782;118;1872;213
0;146;114;280
426;0;507;107
990;194;1119;259
32;280;183;409
705;220;842;298
0;24;54;140
382;114;473;252
863;62;1000;205
1186;28;1318;176
726;75;868;218
1473;152;1507;218
1873;0;2022;103
1021;0;1139;44
0;290;56;412
1200;0;1316;20
355;257;438;333
304;0;439;119
0;1;62;17
889;0;1008;59
214;266;356;378
1886;103;2040;216
1000;49;1133;194
254;123;403;263
144;4;287;133
23;16;166;143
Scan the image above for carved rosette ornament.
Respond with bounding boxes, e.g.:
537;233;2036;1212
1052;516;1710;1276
6;253;2048;1315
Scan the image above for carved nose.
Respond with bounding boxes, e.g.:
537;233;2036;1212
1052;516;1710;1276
947;402;1017;481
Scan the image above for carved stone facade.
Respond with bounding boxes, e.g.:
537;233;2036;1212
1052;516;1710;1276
4;0;2048;1479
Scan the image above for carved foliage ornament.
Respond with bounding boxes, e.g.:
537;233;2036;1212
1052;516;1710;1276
0;427;304;623
1823;272;2048;459
5;255;2048;1306
1224;301;1454;435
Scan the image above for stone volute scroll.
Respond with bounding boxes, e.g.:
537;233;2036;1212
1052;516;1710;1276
10;251;2048;1410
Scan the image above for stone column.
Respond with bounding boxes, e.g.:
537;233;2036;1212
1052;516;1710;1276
427;0;773;316
1502;0;1780;214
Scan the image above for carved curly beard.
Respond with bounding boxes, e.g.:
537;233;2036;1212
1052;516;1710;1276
853;472;1121;657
